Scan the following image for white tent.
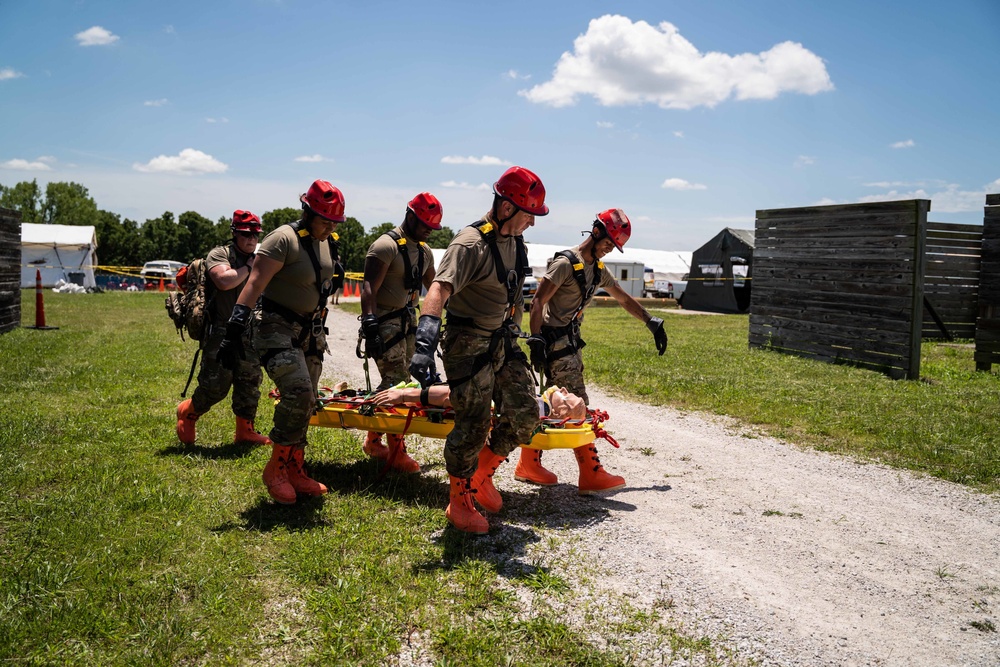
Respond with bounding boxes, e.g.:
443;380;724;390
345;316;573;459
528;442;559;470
431;242;691;279
21;223;98;288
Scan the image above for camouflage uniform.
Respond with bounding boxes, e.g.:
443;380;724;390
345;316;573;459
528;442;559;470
190;243;263;420
366;227;435;390
255;224;336;447
435;218;537;478
537;244;617;405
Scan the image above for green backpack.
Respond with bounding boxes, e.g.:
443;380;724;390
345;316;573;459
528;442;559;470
165;258;213;343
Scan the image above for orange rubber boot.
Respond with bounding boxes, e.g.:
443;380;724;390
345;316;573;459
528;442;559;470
235;417;270;446
514;446;558;486
363;432;390;459
470;446;506;513
385;434;421;473
262;444;297;504
574;445;626;495
175;399;201;445
445;476;488;534
287;447;328;497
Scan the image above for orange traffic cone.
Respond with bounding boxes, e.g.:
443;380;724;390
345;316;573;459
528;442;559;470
354;281;361;297
26;269;58;330
343;280;351;298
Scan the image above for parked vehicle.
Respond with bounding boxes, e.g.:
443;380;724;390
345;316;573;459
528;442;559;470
140;260;185;290
523;275;539;302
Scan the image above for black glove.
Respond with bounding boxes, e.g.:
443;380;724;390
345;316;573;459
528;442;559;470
525;335;547;372
218;304;251;371
409;314;441;388
646;316;667;356
361;313;384;359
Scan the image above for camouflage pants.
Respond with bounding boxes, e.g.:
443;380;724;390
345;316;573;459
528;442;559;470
374;309;416;391
255;310;328;447
544;335;589;405
442;326;538;478
191;325;263;420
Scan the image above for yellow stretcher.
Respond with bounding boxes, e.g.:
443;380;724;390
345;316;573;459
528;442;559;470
305;389;617;451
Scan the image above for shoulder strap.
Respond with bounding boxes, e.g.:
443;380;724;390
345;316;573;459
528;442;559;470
385;229;424;293
555;249;602;319
471;219;524;319
291;220;332;312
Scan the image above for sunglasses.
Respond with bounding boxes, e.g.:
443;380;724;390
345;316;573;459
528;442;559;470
236;230;260;238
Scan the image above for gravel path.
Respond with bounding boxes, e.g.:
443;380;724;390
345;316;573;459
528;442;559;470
322;304;1000;666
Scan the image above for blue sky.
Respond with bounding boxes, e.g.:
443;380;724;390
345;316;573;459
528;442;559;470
2;0;998;251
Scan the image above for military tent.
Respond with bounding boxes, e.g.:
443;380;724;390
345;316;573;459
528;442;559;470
680;228;754;314
21;223;98;288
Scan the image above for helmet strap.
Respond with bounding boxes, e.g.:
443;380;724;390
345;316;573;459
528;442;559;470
492;196;516;229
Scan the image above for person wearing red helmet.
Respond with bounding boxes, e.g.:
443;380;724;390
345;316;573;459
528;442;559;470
176;210;270;448
218;180;346;505
518;208;668;493
358;192;441;472
409;166;548;534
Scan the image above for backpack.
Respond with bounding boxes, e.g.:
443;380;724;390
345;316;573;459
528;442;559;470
165;258;213;343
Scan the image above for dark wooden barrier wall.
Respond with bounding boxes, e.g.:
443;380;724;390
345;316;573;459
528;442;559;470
922;222;982;340
0;207;21;335
974;194;1000;370
750;200;929;380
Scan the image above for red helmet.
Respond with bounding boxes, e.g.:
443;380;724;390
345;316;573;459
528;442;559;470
407;192;443;230
493;166;549;216
300;180;346;222
231;209;262;233
595;208;631;252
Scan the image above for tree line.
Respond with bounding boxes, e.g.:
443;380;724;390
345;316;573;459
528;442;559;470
0;179;456;272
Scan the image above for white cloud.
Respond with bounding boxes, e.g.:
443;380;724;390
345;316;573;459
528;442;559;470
987;178;1000;191
858;179;1000;213
597;121;615;128
661;177;707;191
75;26;120;47
36;156;57;164
294;154;332;163
890;139;915;149
520;15;833;109
205;117;229;124
794;155;816;167
132;148;228;175
164;25;175;34
144;98;168;107
0;67;25;81
864;180;926;188
1;158;53;171
673;130;684;138
812;197;840;206
503;69;531;80
440;155;511;166
440;180;491;191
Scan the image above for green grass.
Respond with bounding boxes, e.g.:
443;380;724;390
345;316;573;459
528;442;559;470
580;308;1000;493
2;292;743;666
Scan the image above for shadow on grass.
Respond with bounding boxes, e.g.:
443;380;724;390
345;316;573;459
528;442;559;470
158;440;261;460
218;495;330;532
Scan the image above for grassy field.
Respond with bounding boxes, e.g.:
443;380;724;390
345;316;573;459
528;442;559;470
1;291;997;665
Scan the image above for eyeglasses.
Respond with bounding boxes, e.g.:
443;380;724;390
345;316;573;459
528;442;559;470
236;230;260;238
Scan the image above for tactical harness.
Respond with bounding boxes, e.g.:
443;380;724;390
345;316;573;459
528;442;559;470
540;250;604;362
446;219;531;389
179;242;237;397
260;222;341;366
375;229;426;353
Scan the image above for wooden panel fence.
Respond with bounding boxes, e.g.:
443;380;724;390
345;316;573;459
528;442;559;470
750;200;929;380
0;207;21;335
974;194;1000;370
922;222;981;340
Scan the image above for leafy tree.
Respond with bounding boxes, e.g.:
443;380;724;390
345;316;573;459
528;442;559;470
43;181;99;227
178;211;217;260
363;222;396;253
262;207;301;234
0;179;43;223
95;210;142;267
335;217;367;272
427;225;455;248
139;212;189;264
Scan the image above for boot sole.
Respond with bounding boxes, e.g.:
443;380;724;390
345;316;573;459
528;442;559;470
514;474;558;486
578;482;626;496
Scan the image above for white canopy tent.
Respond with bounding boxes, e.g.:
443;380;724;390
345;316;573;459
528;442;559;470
21;223;99;288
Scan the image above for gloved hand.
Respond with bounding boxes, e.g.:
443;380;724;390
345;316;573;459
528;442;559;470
409;314;441;388
525;335;547;372
218;304;251;371
361;313;384;359
646;316;667;356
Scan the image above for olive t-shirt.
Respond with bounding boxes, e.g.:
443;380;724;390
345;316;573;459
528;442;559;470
366;226;435;313
204;243;251;324
257;224;337;315
434;217;525;332
540;245;617;328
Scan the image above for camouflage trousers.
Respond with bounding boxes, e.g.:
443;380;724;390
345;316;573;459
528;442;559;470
442;326;538;478
544;335;589;405
373;309;416;391
255;310;328;447
191;325;263;420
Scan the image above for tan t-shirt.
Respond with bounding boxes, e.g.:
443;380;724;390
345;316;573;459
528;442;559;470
540;245;617;328
434;218;525;332
204;243;251;324
257;223;337;315
366;226;435;313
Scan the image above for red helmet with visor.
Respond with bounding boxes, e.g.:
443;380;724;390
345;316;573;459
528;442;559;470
595;208;631;252
493;166;549;216
407;192;443;230
231;210;262;234
300;180;346;222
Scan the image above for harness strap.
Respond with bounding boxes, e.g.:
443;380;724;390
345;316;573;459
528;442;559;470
555;249;602;322
446;320;526;389
384;229;426;299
